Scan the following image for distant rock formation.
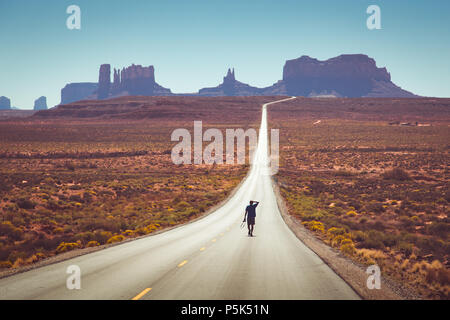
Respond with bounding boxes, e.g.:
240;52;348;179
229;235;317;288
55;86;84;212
98;64;111;99
199;68;263;96
0;96;11;110
60;64;172;104
97;64;172;99
197;55;417;98
61;83;98;104
278;54;416;97
33;96;47;110
58;54;417;102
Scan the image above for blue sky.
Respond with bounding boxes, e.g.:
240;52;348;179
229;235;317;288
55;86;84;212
0;0;449;108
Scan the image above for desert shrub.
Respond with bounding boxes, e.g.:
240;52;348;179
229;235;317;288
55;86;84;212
53;227;64;234
86;241;100;247
56;242;80;253
416;237;448;259
369;220;386;231
351;230;366;242
37;208;53;217
74;231;94;243
82;192;93;203
12;257;25;268
341;242;356;256
93;231;112;244
0;260;12;269
306;180;328;195
427;222;449;239
382;168;411;181
69;194;83;203
106;235;125;244
122;229;134;236
359;217;367;224
329;206;345;216
80;218;120;233
30;236;62;251
0;222;23;241
425;260;450;285
327;227;346;238
365;202;386;214
334;170;354;177
175;201;190;210
16;198;36;209
348;200;362;210
301;211;326;221
0;221;15;235
399;216;414;230
7;250;27;263
396;241;414;256
0;246;10;261
331;234;353;248
346;210;358;217
4;203;19;212
302;220;325;233
64;161;75;171
356;248;387;265
359;230;385;250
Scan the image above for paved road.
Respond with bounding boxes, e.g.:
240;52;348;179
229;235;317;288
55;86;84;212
0;97;359;300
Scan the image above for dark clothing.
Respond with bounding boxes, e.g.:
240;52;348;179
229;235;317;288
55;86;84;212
247;216;255;226
246;203;258;218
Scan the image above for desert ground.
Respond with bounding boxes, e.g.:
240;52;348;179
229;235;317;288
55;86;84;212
269;97;450;299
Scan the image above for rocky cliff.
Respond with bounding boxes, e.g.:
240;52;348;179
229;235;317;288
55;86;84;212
279;54;416;97
198;68;263;96
0;96;11;110
58;55;417;102
198;55;417;98
97;64;172;98
60;83;98;104
98;64;111;99
60;64;171;105
33;96;47;110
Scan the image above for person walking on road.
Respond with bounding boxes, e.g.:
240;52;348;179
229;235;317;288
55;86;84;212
243;200;259;237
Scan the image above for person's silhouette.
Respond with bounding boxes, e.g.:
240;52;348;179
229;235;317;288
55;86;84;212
243;200;259;236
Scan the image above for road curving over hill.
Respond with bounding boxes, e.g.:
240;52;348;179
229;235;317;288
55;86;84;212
0;97;359;300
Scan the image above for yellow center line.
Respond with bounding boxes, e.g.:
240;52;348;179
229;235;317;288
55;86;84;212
178;260;188;267
132;288;152;300
200;247;206;251
211;239;217;242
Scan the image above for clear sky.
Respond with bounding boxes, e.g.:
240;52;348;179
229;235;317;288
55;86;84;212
1;0;449;108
